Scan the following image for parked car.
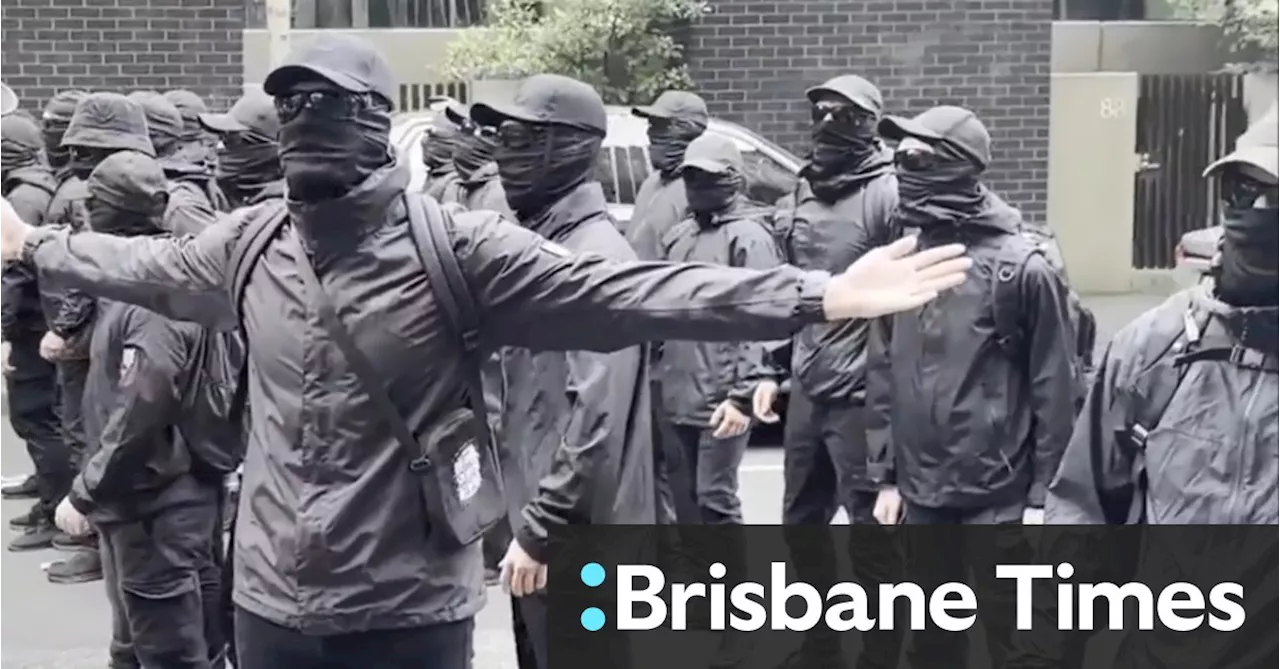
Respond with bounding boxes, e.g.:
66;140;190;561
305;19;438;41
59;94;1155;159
1175;225;1222;285
392;106;804;228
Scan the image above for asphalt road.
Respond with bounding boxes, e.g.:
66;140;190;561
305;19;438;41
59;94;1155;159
0;293;1165;668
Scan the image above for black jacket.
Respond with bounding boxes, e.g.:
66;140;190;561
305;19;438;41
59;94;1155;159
1;167;56;340
39;172;95;357
866;192;1079;509
626;171;687;260
70;297;207;524
26;161;829;635
771;149;899;403
657;202;782;425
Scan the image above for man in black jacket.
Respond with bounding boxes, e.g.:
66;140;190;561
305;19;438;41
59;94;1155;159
129;91;227;228
422;100;466;202
1;34;972;669
55;150;224;669
1;112;68;552
866;106;1079;669
199;89;286;209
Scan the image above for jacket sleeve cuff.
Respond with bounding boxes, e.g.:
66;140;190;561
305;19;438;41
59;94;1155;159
1026;483;1047;508
68;480;95;516
21;226;60;264
796;270;831;323
868;461;895;486
515;524;549;563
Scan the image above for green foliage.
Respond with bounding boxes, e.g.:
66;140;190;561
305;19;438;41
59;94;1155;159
1166;0;1278;67
442;0;706;104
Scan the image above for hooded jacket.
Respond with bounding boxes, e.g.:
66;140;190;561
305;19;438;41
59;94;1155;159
497;182;656;560
657;202;782;424
771;146;899;405
23;160;830;634
866;191;1080;510
626;171;689;261
0;165;57;340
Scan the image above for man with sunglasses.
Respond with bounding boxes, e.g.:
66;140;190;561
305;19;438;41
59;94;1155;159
627;90;710;258
1;110;66;555
164;89;219;170
1007;110;1279;669
0;34;972;669
865;106;1080;669
128;91;228;229
748;74;907;669
199;88;286;210
447;103;510;215
421;99;467;204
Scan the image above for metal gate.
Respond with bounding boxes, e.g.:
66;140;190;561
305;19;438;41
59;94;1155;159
1131;73;1247;269
397;81;471;112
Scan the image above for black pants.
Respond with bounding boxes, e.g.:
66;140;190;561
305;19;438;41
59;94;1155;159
101;490;224;669
55;357;90;470
668;423;749;525
482;520;512;572
781;390;873;525
903;501;1029;669
649;378;679;524
4;334;69;514
235;608;474;669
512;594;549;669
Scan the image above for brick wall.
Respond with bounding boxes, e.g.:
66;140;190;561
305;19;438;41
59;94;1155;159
685;0;1053;221
1;0;245;115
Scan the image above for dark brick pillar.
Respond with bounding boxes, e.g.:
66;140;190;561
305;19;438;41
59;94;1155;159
685;0;1053;221
1;0;245;115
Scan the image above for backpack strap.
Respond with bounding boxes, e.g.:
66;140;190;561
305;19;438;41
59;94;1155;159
991;236;1041;356
402;193;494;463
1128;306;1215;449
223;200;289;425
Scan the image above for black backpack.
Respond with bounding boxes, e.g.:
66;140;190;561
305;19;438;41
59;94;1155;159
991;224;1098;410
177;327;247;475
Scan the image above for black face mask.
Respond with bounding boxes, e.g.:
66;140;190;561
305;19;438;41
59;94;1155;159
68;147;119;181
453;130;497;180
684;170;742;224
276;87;392;203
893;142;986;228
216;134;282;193
86;199;164;237
422;127;459;172
496;122;601;219
807;106;878;178
648;119;704;178
0;140;39;177
1217;205;1279;308
42;125;72;171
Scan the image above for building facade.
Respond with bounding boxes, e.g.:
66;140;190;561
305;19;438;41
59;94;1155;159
684;0;1056;222
0;0;245;115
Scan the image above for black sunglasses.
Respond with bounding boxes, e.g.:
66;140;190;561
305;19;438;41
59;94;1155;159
811;103;876;128
274;91;381;123
894;148;939;173
497;120;548;150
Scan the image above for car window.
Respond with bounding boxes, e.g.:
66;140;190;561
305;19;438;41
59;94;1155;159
740;148;799;206
596;145;652;205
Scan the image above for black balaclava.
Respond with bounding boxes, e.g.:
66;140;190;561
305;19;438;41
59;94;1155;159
1;114;45;181
496;122;602;220
41;90;88;173
1215;168;1278;308
422;115;461;175
648;119;705;179
276;80;393;202
453;128;497;181
806;100;879;189
684;168;744;227
216;132;284;205
68;147;125;181
893;138;986;229
86;197;167;238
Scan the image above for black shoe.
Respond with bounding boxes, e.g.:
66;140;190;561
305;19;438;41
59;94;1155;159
8;503;43;529
52;531;97;551
47;548;103;584
1;475;38;499
8;518;58;551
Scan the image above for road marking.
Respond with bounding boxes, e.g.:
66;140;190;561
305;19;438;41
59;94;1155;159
740;463;783;473
0;474;31;486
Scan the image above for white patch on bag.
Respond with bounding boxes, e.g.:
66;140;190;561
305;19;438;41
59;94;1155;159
540;241;571;258
118;347;138;388
453;441;482;503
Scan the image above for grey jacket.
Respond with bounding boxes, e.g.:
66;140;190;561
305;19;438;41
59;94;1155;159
657;202;782;425
771;150;899;403
499;182;651;559
625;171;688;261
25;161;830;634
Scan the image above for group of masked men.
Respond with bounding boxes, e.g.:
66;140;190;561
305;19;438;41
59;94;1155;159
0;29;1276;669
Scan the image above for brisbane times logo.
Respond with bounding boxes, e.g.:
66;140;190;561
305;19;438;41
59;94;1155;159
572;561;1247;633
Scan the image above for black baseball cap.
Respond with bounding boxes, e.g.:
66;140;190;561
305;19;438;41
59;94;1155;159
632;90;709;124
1;83;17;116
680;133;744;175
263;34;397;107
880;105;991;168
199;89;281;139
470;74;607;136
805;75;884;117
